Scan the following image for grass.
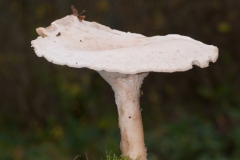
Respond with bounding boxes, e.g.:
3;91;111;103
105;152;132;160
74;152;134;160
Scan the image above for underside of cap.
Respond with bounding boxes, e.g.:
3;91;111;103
31;15;218;74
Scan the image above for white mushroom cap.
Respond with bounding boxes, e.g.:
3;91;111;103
31;15;218;74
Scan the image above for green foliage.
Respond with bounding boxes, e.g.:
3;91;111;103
105;152;131;160
73;152;133;160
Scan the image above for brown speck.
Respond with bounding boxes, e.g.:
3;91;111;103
71;5;86;21
71;5;78;16
129;116;131;118
80;40;82;42
78;15;86;21
56;32;61;36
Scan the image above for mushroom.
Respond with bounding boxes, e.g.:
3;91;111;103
31;13;218;160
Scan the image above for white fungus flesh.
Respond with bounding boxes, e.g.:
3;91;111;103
31;15;218;74
31;14;219;160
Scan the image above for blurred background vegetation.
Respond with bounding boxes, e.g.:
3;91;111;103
0;0;239;159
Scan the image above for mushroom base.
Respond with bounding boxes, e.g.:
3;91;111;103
98;71;148;160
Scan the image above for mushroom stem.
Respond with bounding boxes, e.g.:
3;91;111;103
98;71;148;160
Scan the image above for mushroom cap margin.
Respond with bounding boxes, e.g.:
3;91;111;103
31;15;219;74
